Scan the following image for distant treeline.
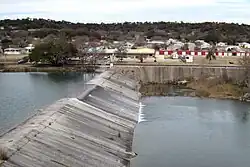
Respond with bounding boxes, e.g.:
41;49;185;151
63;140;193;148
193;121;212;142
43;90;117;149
1;18;250;45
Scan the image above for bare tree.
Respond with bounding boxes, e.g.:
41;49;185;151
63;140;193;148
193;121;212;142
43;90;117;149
206;45;216;63
76;43;88;66
153;44;160;62
75;42;103;71
115;43;128;62
239;55;250;87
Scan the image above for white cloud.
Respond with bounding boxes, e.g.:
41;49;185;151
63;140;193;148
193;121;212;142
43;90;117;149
0;0;250;24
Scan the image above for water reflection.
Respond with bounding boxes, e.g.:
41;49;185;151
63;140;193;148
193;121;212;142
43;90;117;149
0;72;94;135
47;72;93;83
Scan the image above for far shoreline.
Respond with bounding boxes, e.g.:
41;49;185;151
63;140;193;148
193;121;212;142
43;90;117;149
0;64;101;73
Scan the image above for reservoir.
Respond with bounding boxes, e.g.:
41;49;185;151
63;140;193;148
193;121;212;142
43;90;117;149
1;72;250;167
132;96;250;167
0;72;94;135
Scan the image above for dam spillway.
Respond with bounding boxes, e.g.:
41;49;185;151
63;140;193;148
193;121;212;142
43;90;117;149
0;70;141;167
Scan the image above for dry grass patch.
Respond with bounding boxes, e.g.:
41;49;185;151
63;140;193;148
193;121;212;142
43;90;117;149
187;77;244;99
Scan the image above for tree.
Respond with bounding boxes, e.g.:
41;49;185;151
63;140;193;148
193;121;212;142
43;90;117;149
153;44;160;62
1;38;12;51
153;44;160;55
239;55;250;86
29;38;77;65
182;43;189;50
77;42;103;70
206;45;216;63
115;43;127;62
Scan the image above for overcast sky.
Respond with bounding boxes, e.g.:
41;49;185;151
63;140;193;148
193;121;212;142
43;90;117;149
0;0;250;24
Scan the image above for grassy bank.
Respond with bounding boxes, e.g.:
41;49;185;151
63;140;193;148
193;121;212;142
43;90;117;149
186;77;245;100
0;65;97;73
139;77;247;100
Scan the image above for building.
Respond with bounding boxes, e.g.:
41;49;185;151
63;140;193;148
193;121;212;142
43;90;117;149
24;44;35;54
217;42;227;47
4;48;22;55
147;40;165;45
239;42;250;49
127;48;155;55
185;55;194;63
4;44;35;55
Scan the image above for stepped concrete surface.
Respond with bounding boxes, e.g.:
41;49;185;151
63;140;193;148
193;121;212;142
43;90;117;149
0;69;141;167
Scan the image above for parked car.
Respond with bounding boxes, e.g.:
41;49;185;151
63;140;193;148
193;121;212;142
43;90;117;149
17;56;29;64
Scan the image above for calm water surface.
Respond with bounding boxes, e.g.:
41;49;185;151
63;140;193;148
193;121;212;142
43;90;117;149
132;96;250;167
0;72;94;134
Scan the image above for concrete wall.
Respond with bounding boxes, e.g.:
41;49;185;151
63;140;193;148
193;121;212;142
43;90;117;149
114;66;246;84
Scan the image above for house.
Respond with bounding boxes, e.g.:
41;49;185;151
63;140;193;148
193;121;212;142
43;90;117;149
171;52;179;59
225;46;242;52
24;44;35;54
168;42;184;51
4;48;22;55
147;40;165;45
239;42;250;49
185;55;193;63
166;38;179;45
125;42;134;48
187;42;196;51
127;48;155;55
217;42;227;47
195;40;211;49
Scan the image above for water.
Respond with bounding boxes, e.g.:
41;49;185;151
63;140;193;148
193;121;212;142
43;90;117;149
0;72;95;135
132;96;250;167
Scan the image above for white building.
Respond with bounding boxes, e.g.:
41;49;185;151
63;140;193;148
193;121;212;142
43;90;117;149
185;55;193;63
24;44;35;53
147;40;165;45
217;42;227;47
166;38;179;45
125;42;134;48
239;42;250;49
171;52;179;59
225;46;242;52
4;48;22;55
187;42;196;51
195;40;211;49
168;42;184;50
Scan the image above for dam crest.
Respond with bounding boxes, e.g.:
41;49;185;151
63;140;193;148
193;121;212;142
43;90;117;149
0;70;141;167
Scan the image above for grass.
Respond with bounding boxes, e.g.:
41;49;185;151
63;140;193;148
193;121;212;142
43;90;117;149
139;76;245;100
0;147;8;161
187;77;244;99
0;54;27;62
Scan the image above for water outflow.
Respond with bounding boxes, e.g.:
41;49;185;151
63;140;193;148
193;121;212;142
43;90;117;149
138;102;146;123
0;70;141;167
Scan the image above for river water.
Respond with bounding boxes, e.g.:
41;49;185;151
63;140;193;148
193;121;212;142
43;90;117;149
0;72;95;135
1;73;250;167
132;96;250;167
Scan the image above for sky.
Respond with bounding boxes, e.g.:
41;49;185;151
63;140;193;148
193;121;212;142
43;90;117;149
0;0;250;24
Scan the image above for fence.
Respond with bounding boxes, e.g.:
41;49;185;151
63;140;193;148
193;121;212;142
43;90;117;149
160;50;249;57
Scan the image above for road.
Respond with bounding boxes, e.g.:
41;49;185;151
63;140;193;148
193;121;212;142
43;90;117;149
99;63;244;69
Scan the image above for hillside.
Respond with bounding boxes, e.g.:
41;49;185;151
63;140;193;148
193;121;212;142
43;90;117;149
0;18;250;47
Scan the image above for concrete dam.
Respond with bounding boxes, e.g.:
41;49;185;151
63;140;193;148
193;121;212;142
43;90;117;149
0;70;141;167
114;66;245;84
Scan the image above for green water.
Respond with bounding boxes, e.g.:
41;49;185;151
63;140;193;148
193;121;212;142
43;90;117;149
0;72;94;134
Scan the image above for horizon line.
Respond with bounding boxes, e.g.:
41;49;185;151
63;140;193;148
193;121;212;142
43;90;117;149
0;17;249;25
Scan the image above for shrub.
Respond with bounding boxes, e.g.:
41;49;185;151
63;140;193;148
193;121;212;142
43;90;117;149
0;147;8;161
